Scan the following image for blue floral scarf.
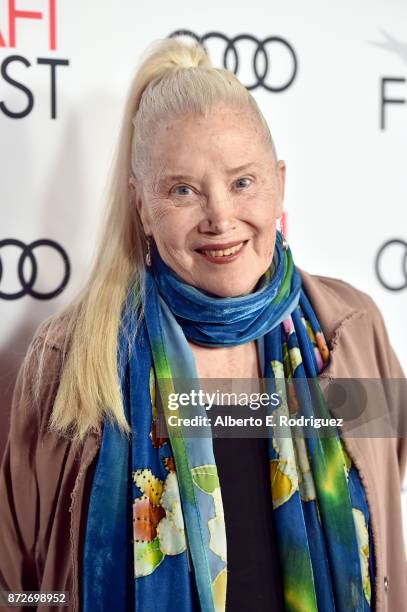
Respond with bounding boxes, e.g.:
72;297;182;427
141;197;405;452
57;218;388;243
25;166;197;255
83;230;375;611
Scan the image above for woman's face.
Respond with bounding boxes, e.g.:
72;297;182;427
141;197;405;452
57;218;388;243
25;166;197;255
133;105;286;297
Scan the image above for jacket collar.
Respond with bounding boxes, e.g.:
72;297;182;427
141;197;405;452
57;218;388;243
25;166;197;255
297;266;360;346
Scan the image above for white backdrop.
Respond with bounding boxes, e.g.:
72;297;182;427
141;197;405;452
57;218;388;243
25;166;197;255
1;0;406;545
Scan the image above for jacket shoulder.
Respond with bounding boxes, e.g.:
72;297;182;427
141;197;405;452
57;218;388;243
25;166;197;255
12;329;66;437
298;267;388;326
34;309;74;352
308;272;381;313
6;310;74;440
301;270;374;308
310;273;403;350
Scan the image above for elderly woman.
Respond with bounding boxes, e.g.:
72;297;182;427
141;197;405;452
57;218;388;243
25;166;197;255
0;38;406;612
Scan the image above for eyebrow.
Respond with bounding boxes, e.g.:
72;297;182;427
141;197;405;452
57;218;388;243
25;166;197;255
156;162;260;189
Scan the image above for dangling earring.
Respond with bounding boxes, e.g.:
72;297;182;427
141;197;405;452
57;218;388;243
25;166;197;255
145;236;152;267
278;218;288;250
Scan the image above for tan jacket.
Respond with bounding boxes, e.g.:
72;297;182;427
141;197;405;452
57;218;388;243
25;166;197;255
0;268;406;612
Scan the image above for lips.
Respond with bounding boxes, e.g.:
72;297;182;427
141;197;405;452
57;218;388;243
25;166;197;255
196;240;248;263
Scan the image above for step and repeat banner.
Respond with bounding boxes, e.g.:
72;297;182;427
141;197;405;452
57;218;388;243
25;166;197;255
1;0;406;538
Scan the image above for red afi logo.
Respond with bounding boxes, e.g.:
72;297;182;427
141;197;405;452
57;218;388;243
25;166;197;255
0;0;57;50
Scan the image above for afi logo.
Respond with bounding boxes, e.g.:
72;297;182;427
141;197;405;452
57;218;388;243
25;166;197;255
0;0;69;119
0;0;57;49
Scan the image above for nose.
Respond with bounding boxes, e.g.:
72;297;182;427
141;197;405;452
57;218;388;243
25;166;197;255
198;191;237;234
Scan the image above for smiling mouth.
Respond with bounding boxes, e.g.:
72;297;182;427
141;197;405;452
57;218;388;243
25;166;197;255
196;240;248;261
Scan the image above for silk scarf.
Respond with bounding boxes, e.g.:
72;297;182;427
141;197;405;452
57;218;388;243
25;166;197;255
83;230;375;611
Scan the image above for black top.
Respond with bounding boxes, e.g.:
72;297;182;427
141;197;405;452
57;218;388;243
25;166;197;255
212;436;285;611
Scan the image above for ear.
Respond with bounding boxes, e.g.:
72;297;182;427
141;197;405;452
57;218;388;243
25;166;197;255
129;175;152;236
276;159;286;218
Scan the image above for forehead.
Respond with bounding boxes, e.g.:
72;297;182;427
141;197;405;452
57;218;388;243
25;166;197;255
146;107;271;180
155;105;264;142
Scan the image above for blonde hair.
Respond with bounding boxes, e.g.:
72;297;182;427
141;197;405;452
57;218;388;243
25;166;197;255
30;37;277;444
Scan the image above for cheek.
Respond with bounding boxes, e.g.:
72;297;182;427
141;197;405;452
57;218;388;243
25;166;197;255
150;205;197;247
242;194;277;229
245;183;277;209
248;202;277;257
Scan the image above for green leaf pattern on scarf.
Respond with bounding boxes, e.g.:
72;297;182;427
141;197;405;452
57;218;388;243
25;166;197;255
270;341;372;607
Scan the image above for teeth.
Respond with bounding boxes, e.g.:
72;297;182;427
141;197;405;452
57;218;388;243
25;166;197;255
203;242;244;257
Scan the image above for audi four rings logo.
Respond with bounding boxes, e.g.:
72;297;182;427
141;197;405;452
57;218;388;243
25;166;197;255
375;238;407;291
168;30;298;92
0;239;70;300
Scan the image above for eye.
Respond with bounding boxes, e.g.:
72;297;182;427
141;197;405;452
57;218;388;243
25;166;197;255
235;177;252;189
171;184;194;196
